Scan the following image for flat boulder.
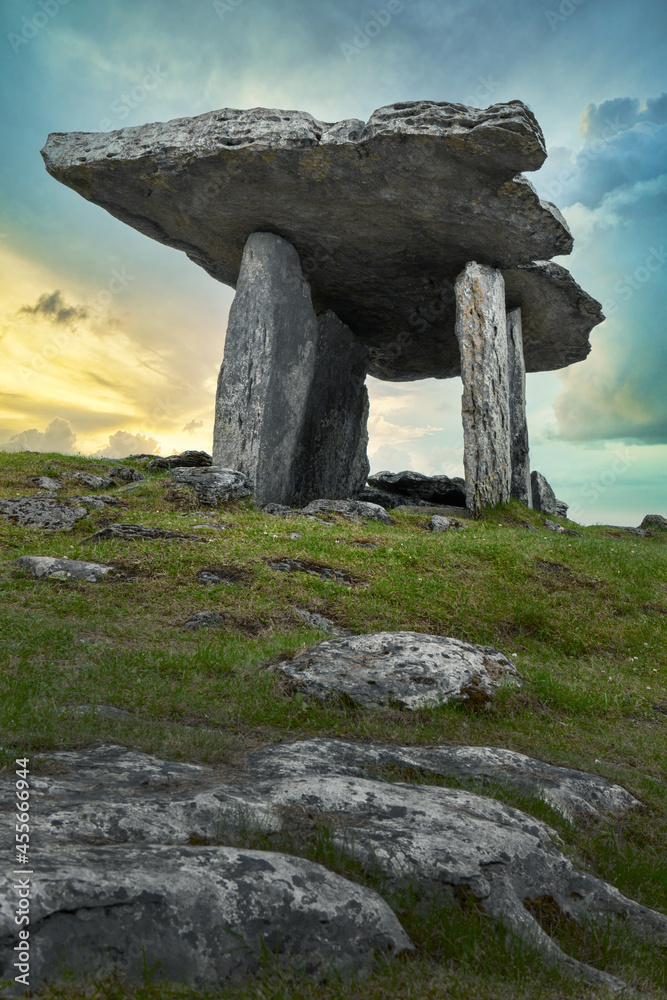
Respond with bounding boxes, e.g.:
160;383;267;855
353;485;435;509
276;632;521;710
69;471;114;489
368;470;467;507
171;466;253;505
16;555;114;582
427;515;467;532
0;496;87;531
42;101;606;381
27;476;62;490
108;465;145;484
300;498;391;523
147;450;212;471
0;844;410;994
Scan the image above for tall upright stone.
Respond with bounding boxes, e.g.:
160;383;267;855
455;263;511;518
507;307;532;507
213;232;319;505
291;310;370;508
213;232;370;506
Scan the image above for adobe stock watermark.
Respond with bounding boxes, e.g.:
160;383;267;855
7;0;71;54
605;245;666;317
98;65;169;131
19;268;135;385
544;0;587;31
463;74;501;109
567;445;634;520
213;0;245;20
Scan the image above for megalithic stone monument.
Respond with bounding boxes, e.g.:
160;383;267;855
213;231;369;506
41;99;605;513
454;263;511;518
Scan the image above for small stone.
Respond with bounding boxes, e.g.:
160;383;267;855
268;558;354;584
76;495;123;509
17;556;114;582
353;486;434;509
70;471;114;489
184;611;224;628
147;450;212;471
300;499;391;524
171;467;253;506
0;497;87;531
108;465;145;484
197;567;243;586
294;608;355;638
640;514;667;531
543;518;565;533
531;471;568;517
427;515;467;532
28;476;62;490
277;632;522;710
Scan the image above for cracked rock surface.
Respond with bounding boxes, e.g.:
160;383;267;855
0;743;660;995
0;843;410;994
41;100;603;380
16;555;114;582
0;496;88;531
171;466;253;505
276;632;522;709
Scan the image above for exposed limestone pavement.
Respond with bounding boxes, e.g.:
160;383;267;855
0;743;661;996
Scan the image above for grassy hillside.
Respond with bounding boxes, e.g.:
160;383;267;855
1;451;666;999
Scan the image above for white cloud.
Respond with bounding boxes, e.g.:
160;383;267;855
91;430;161;458
0;417;78;454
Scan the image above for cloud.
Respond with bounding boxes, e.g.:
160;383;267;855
528;93;667;446
19;290;88;326
182;419;203;434
91;430;161;458
0;417;78;454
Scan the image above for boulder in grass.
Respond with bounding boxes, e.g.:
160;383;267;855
276;631;521;710
427;514;467;532
147;450;213;471
368;470;467;507
171;466;253;506
640;514;667;531
108;465;145;484
70;471;114;489
531;471;568;518
27;476;62;491
0;497;87;531
17;556;114;582
300;498;391;523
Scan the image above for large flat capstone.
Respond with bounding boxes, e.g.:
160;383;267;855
41;100;602;380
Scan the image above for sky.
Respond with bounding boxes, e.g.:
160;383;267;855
0;0;665;525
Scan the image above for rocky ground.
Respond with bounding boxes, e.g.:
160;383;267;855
0;450;666;999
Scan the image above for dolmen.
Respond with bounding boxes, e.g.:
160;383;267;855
42;100;603;516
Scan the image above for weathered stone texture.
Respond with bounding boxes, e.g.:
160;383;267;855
454;263;511;518
171;466;253;506
507;308;532;506
290;310;370;506
531;471;568;517
277;632;521;710
40;101;606;382
213;232;319;505
367;470;467;507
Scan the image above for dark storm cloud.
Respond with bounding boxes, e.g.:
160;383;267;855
19;290;88;326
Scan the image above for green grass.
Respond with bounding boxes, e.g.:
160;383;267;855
1;450;666;999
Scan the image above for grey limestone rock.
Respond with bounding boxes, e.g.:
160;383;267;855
290;309;370;507
300;498;391;523
0;844;410;994
531;471;569;517
294;608;356;638
83;524;203;543
69;471;114;489
427;515;467;532
353;485;435;509
147;450;212;471
27;475;62;490
16;556;114;582
0;496;88;531
507;308;532;506
268;558;354;584
640;514;667;530
75;494;123;510
171;466;253;506
212;232;319;505
276;632;521;710
367;470;467;507
3;743;659;995
455;263;511;518
183;611;225;628
41;101;606;382
108;465;145;484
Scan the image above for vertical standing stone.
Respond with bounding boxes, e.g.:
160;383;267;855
291;310;370;507
213;232;370;506
507;307;532;507
454;262;511;518
213;232;319;505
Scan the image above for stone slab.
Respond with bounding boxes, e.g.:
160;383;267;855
455;263;511;517
41;101;606;381
507;308;532;506
17;556;114;582
276;631;521;709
